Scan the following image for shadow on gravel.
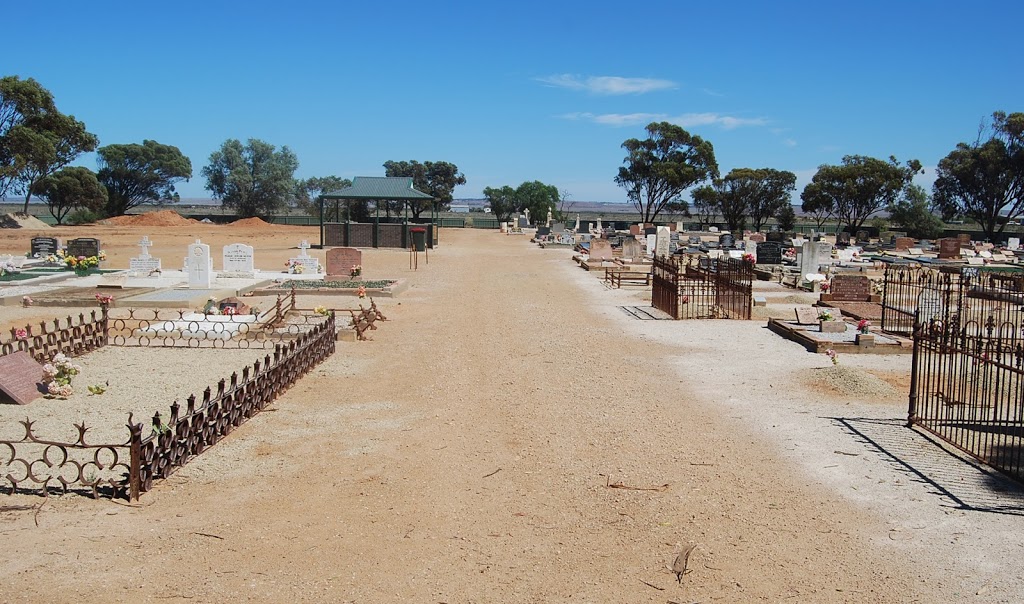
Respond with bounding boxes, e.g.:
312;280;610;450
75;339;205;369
831;416;1024;516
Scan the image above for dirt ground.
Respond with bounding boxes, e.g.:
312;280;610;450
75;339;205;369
1;223;1023;603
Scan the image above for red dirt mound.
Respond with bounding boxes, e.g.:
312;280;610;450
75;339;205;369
229;217;278;229
102;210;198;227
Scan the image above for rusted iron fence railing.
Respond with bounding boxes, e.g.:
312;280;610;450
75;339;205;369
1;308;108;363
651;255;752;320
127;312;336;499
909;268;1024;482
881;264;962;336
0;311;336;500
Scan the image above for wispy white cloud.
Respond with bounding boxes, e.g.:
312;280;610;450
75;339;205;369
558;111;768;130
537;74;676;95
783;138;797;147
701;88;724;98
668;113;768;130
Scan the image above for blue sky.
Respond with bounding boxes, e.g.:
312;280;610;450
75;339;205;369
5;1;1022;204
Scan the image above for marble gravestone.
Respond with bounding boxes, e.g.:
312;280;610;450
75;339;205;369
589;239;613;262
646;234;657;257
326;247;362;279
129;235;161;274
186;239;213;288
289;240;320;273
222;243;255;276
655;226;671;258
800;241;820;279
621;238;642;261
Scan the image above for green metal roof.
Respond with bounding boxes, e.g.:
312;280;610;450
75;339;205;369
322;176;433;200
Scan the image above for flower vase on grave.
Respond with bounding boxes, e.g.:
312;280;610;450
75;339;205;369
856;333;875;347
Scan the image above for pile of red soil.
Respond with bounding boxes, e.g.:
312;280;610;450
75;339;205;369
102;210;198;226
228;217;278;229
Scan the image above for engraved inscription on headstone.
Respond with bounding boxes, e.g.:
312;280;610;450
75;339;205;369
186;239;213;288
828;275;871;301
66;237;100;259
30;237;58;257
222;243;255;274
0;351;45;405
756;242;783;264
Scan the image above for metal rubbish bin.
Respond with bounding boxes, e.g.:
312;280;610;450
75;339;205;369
411;227;427;251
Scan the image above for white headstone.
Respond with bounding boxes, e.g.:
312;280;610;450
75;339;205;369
1009;237;1021;251
574;214;581;233
655;226;671;258
676;221;686;232
646;234;657;257
289;240;320;273
792;236;806;247
800;240;820;279
187;239;213;288
129;235;161;273
222;243;255;274
745;240;757;255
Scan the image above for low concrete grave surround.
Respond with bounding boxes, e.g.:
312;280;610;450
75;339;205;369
120;287;239;309
767;318;910;354
325;247;362;280
258;278;409;298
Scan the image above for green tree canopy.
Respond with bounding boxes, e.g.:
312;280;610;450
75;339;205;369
932;111;1024;241
690;187;717;230
888;183;945;239
803;155;921;234
515;180;560;224
775;203;796;232
202;138;298;219
96;140;192;217
726;168;797;233
615;121;718;223
0;76;98;214
800;181;835;232
295;175;365;221
383;160;466;219
31;166;106;225
1;76;57;201
483;185;517;221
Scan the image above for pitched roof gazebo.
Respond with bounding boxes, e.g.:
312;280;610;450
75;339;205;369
319;176;435;249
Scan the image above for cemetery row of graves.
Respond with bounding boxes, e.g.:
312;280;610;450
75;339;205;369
0;232;398;499
526;216;1024;482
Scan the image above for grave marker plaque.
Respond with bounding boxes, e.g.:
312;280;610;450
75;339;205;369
957;233;972;245
855;230;870;243
937;238;960;259
828;275;871;301
917;290;944;323
66;238;100;259
0;351;44;405
836;232;851;246
756;242;783;264
30;237;58;257
794;307;819;325
326;247;362;278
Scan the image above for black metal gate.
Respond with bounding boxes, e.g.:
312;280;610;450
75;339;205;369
909;268;1024;481
651;255;752;320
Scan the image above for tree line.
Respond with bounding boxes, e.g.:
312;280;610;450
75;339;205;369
0;76;466;223
616;114;1023;241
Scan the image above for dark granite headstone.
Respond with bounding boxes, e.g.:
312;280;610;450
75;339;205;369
0;351;45;405
766;231;785;243
836;232;851;246
30;237;58;257
66;237;100;258
855;230;870;243
756;242;783;264
828;275;872;301
719;233;735;248
644;227;657;236
536;226;551;237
